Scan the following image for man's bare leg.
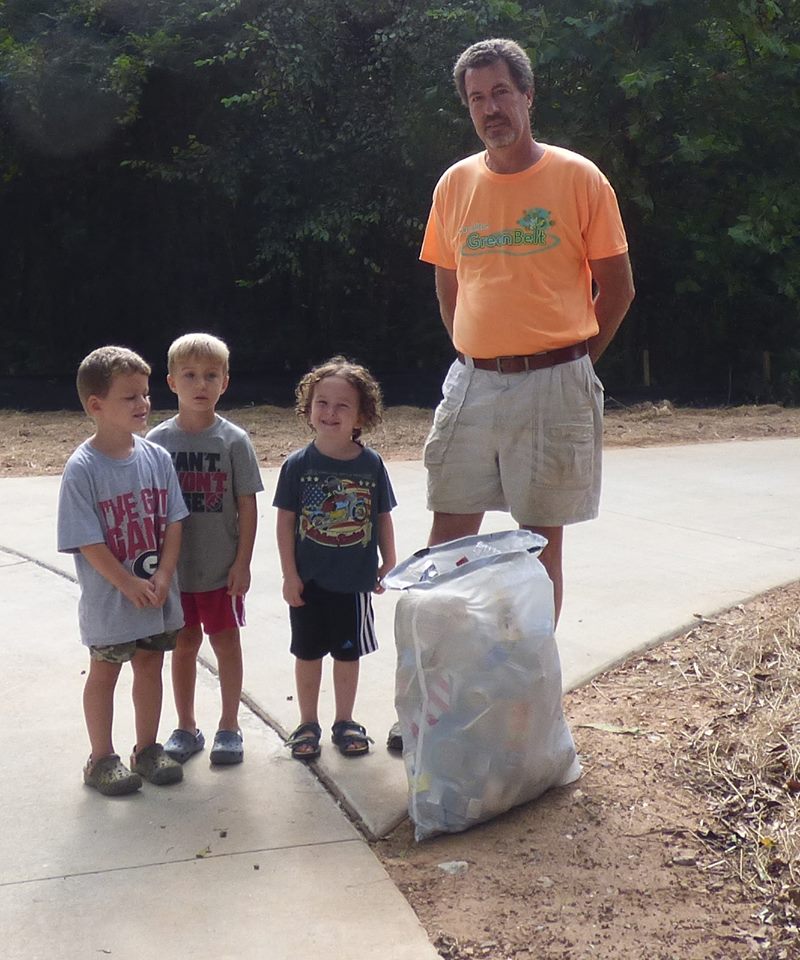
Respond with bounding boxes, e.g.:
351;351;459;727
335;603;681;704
428;511;483;547
523;524;564;626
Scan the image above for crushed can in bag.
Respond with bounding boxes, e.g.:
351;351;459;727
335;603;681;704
383;530;582;841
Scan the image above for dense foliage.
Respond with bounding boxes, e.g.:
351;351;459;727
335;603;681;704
2;0;798;400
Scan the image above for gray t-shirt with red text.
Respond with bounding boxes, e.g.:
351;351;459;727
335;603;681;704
57;436;189;647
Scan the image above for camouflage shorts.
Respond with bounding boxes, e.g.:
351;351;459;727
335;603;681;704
89;630;179;663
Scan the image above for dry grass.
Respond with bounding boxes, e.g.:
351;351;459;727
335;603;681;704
676;605;800;946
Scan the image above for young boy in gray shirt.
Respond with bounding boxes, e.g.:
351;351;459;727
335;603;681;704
148;333;263;766
58;346;188;796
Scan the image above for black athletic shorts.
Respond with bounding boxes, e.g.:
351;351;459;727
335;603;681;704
289;580;377;662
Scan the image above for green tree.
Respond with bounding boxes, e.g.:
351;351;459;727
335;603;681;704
533;0;800;396
1;0;798;401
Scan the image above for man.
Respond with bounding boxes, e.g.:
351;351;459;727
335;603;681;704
386;37;633;753
421;36;633;611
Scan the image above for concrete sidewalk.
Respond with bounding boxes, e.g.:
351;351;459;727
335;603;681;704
2;439;800;958
0;553;438;960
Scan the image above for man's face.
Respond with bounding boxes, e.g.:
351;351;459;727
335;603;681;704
464;60;532;152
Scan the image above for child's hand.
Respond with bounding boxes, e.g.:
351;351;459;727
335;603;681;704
148;569;171;608
227;560;251;597
122;575;158;609
282;573;305;607
373;561;392;595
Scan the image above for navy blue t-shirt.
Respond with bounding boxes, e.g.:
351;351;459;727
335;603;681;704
273;442;397;593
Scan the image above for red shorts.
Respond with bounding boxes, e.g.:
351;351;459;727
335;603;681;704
181;587;245;636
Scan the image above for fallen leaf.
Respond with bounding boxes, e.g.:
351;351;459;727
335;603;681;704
576;722;642;736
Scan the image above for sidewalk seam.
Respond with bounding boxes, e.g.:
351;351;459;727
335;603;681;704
0;544;396;843
0;545;77;582
198;653;382;841
0;836;364;888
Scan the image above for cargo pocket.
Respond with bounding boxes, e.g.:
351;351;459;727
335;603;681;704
423;360;473;467
537;418;596;490
533;355;602;489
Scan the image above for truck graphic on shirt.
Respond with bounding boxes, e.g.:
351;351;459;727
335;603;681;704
300;476;372;547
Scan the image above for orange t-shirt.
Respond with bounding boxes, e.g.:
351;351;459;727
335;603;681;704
419;143;629;357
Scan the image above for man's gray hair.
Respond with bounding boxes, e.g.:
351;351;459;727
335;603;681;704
453;38;534;105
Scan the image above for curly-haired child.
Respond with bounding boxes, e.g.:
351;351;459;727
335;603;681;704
273;356;397;760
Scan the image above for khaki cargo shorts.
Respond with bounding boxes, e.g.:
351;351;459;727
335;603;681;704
424;355;603;528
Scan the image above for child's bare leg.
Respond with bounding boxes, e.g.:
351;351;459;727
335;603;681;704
131;648;165;752
171;625;203;731
209;627;242;731
295;657;323;725
333;658;360;724
84;658;123;759
289;658;323;758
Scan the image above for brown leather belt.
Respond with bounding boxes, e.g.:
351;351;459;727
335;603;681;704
457;341;588;374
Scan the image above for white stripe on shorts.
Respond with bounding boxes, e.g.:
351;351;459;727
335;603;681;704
230;593;246;628
356;592;378;656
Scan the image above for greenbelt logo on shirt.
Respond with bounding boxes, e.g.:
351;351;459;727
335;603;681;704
461;208;560;256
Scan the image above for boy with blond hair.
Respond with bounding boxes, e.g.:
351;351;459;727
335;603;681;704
148;333;263;765
58;345;188;795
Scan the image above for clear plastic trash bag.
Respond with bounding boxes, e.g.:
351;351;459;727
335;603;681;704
383;530;582;841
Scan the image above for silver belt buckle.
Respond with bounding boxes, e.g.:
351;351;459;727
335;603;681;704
495;355;519;373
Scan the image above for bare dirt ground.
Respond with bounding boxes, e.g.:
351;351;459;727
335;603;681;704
2;400;799;959
3;398;800;476
378;589;800;960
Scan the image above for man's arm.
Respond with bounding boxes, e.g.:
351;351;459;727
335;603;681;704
227;493;258;596
434;266;459;342
587;252;635;363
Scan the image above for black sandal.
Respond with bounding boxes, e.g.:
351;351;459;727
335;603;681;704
331;720;373;757
285;722;322;760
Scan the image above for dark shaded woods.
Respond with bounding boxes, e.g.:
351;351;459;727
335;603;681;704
2;1;799;403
